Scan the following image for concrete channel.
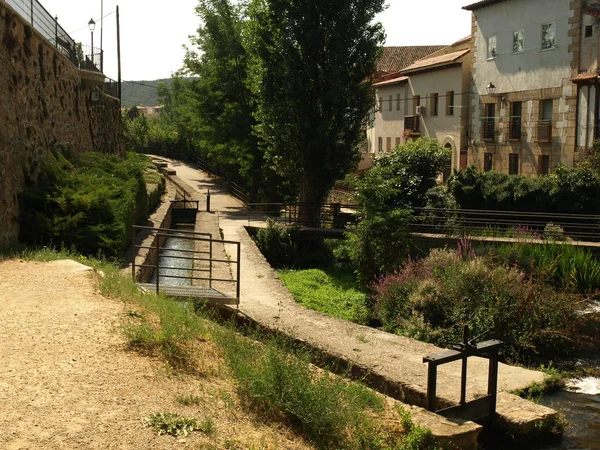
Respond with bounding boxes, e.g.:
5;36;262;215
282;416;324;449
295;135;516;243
126;158;562;449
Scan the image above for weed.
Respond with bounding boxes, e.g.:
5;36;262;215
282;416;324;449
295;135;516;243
356;334;369;344
513;363;566;402
176;393;204;406
144;412;198;436
197;417;216;435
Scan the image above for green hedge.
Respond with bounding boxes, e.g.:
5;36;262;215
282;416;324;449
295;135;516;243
447;165;600;214
19;151;153;257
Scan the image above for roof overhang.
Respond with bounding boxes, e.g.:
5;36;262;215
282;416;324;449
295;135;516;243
572;72;600;84
373;76;409;88
463;0;508;11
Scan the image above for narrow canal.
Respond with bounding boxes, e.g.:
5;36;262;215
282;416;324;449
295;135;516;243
149;225;196;287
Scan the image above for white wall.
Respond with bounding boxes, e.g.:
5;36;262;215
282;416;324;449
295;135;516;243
472;0;572;94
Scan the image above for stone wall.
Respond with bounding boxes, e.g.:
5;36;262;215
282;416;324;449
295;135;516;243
0;1;123;247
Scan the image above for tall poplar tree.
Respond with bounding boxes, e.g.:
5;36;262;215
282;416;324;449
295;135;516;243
246;0;386;225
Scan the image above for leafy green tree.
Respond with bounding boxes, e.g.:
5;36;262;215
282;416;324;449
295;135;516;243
179;0;267;201
246;0;386;225
340;139;451;283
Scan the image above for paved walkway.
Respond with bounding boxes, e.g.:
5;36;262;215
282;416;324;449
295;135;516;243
154;157;556;429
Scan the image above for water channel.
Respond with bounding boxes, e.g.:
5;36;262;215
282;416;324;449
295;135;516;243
149;225;196;287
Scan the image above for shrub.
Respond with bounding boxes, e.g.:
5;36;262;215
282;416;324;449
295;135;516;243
493;242;600;295
371;249;594;364
19;151;152;257
144;412;198;436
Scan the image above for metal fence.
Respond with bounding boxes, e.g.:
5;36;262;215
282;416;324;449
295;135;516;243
4;0;77;65
3;0;118;96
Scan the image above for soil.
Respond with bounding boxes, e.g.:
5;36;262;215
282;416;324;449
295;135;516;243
0;258;311;450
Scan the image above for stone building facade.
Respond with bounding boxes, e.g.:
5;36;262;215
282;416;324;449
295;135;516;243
464;0;581;176
0;0;123;247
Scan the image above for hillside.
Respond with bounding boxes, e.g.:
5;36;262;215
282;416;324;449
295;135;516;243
121;78;173;108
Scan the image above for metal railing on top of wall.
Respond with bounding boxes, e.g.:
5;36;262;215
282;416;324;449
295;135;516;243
3;0;118;96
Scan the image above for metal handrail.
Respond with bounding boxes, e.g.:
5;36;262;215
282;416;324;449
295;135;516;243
131;226;241;303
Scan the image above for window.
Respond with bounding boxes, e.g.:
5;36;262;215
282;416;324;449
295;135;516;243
412;95;420;115
388;95;393;112
509;101;522;140
395;137;401;147
386;137;392;152
487;35;497;59
509;153;519;175
513;29;524;54
537;99;553;142
378;137;383;153
542;22;556;50
431;93;439;116
396;94;401;111
484;153;493;171
538;155;550;175
481;103;495;140
445;91;454;116
585;25;593;38
378;97;383;111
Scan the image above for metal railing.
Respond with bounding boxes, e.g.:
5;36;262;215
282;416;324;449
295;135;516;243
247;202;358;229
411;207;600;242
132;225;241;304
3;0;117;97
536;120;553;142
404;115;420;134
4;0;77;65
480;119;495;141
508;118;522;140
191;156;250;205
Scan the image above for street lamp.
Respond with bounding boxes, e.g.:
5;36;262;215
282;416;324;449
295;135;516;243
486;82;496;96
88;18;95;68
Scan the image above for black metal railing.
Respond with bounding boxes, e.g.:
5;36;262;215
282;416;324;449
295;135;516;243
246;202;358;229
480;119;495;141
411;207;600;242
536;120;553;142
4;0;77;65
508;118;522;140
404;115;420;134
191;156;250;205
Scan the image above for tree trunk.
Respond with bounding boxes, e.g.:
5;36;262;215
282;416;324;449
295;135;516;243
298;173;321;227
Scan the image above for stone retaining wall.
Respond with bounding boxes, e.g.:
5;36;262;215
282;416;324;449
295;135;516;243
0;1;123;247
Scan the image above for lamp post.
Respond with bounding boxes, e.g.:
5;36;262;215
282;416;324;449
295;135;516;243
88;18;95;69
486;82;496;96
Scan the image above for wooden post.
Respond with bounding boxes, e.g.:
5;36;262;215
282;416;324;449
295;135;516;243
116;5;121;102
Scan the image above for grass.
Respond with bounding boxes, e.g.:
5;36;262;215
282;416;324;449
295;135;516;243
5;247;440;449
513;363;567;402
278;267;371;324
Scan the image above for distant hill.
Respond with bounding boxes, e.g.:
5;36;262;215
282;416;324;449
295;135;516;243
121;78;173;109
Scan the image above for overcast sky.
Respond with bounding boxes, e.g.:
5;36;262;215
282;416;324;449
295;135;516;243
37;0;472;81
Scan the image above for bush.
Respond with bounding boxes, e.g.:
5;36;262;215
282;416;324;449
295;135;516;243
447;164;600;214
371;249;595;364
19;150;151;257
493;242;600;295
253;220;332;268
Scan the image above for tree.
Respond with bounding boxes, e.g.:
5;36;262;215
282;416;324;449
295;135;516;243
180;0;266;201
340;138;451;283
246;0;386;225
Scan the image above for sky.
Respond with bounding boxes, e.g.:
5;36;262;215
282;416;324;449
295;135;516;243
37;0;473;82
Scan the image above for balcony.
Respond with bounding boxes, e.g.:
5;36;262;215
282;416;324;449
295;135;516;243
404;115;420;135
535;120;552;143
508;118;522;140
480;119;495;141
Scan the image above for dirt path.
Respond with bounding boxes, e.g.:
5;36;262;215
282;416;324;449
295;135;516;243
0;259;309;450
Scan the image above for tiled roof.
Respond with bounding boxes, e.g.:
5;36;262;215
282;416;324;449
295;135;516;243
373;76;409;88
402;49;470;73
572;72;600;83
377;46;446;74
462;0;509;11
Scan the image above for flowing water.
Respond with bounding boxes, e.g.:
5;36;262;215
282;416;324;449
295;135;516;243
539;375;600;450
149;225;195;287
